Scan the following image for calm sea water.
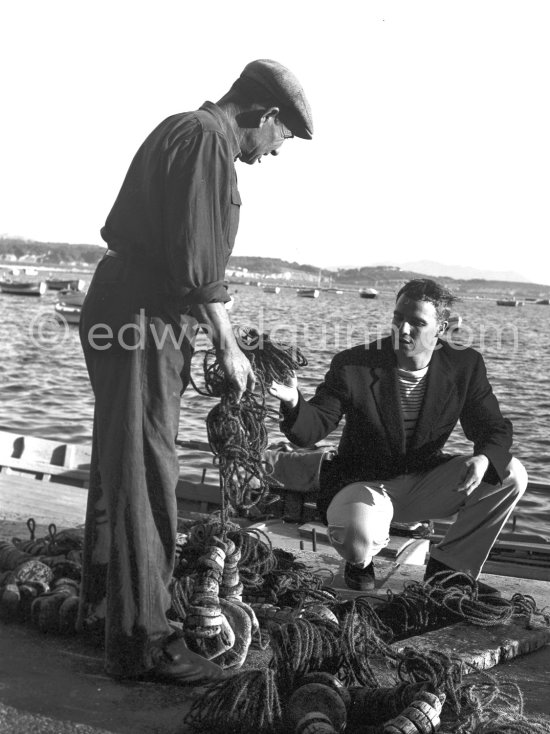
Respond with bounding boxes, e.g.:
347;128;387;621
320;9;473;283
0;281;548;539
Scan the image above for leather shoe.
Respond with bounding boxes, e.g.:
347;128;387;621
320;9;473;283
344;561;376;591
424;556;500;596
125;634;227;685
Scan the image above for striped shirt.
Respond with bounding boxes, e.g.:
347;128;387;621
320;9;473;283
397;365;429;446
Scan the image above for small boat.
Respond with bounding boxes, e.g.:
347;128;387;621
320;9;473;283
263;285;281;294
46;277;85;292
296;288;320;299
0;280;47;296
57;289;86;307
447;314;462;332
54;302;82;325
54;289;87;325
359;287;379;299
1;429;548;583
535;298;550;305
496;299;524;307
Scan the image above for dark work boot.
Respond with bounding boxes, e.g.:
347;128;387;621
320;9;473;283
344;561;376;591
424;556;500;596
114;633;227;685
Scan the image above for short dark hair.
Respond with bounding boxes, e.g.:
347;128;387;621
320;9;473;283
395;278;457;321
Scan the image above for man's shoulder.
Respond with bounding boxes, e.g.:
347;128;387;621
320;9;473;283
436;339;484;369
332;337;394;368
149;105;229;145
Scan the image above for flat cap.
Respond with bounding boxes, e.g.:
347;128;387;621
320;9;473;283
239;59;313;140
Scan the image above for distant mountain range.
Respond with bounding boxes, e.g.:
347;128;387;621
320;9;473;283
0;237;548;297
392;260;529;284
227;255;548;297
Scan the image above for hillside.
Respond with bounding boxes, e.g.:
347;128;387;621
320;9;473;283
0;237;104;266
227;256;549;299
0;237;548;299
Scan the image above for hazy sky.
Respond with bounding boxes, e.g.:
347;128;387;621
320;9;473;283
2;0;550;284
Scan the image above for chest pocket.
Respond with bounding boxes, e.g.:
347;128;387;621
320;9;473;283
228;184;241;250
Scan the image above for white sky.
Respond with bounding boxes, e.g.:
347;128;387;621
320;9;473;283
1;0;550;284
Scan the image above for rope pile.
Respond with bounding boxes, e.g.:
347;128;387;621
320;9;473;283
1;514;549;733
179;518;550;734
191;327;307;519
0;519;83;633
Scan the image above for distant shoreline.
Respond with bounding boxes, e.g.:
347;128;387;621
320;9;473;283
1;240;548;300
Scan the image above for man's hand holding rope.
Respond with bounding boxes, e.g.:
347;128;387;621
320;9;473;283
217;342;256;400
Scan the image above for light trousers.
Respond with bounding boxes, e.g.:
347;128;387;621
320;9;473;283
326;455;528;578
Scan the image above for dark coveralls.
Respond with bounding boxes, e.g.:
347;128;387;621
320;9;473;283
78;102;241;676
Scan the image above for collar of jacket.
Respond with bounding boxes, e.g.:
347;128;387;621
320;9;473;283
369;337;458;456
200;101;242;160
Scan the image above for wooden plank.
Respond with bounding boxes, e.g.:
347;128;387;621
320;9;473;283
0;429;90;468
392;620;550;671
63;441;92;469
431;535;550;555
297;521;430;562
175;477;221;505
0;473;87;526
482;560;550;582
0;459;89;484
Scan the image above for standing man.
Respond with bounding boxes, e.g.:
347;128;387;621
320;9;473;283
78;60;313;683
270;279;527;593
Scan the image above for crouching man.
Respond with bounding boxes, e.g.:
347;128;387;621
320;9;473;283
269;279;527;593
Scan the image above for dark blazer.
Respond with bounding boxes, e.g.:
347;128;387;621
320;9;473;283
280;336;513;520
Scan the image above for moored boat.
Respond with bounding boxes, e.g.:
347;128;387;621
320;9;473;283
56;289;86;307
0;280;47;296
296;288;320;298
46;277;85;291
324;287;343;294
53;289;87;325
496;299;524;307
263;285;281;294
0;429;548;581
359;287;378;299
535;298;550;305
54;302;82;325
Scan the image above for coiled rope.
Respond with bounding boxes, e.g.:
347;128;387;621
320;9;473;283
180;519;550;734
191;327;307;523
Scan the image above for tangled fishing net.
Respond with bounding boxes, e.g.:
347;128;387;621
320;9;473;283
1;514;549;734
176;516;550;734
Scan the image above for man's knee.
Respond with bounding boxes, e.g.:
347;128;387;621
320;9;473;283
327;525;372;565
326;482;394;565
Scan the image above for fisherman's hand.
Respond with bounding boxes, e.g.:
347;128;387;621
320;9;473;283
218;345;255;401
268;375;299;408
454;454;490;494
